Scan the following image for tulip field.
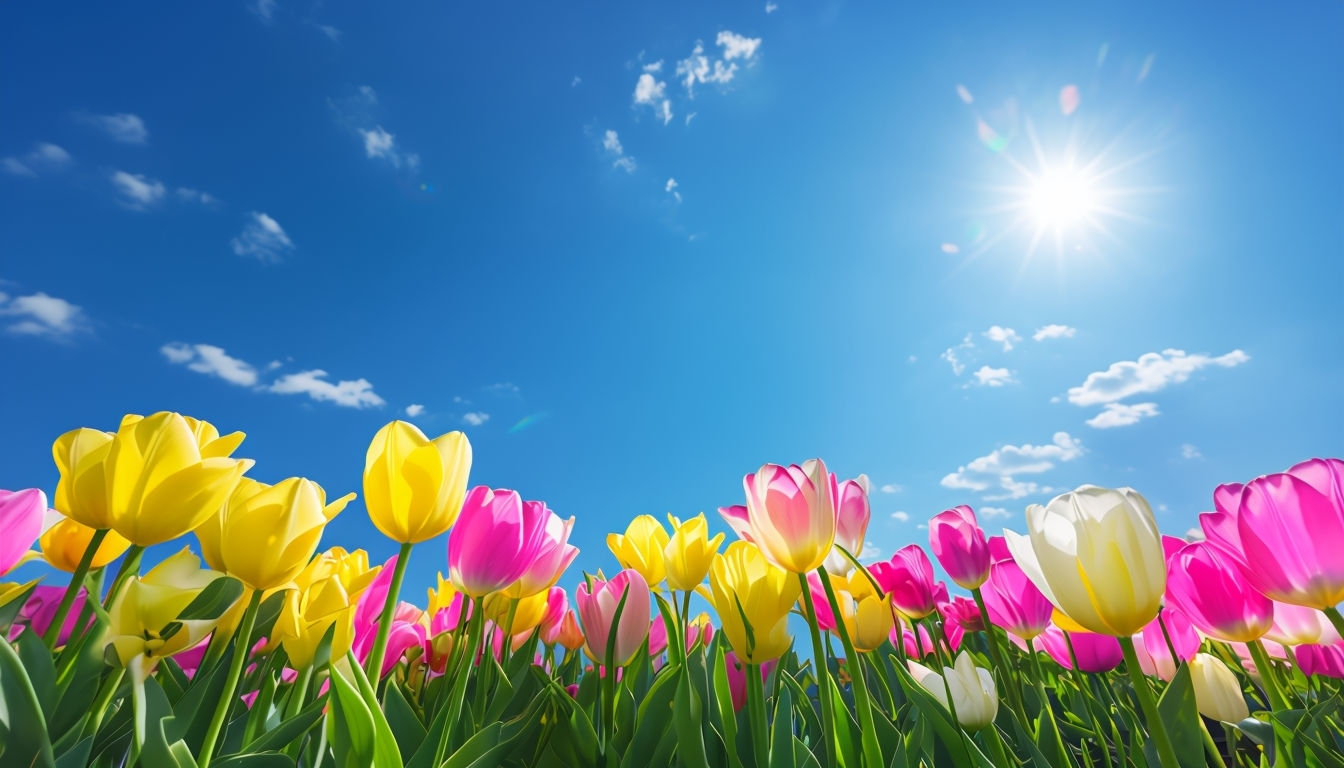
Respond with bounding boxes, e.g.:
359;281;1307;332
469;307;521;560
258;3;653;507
3;412;1344;768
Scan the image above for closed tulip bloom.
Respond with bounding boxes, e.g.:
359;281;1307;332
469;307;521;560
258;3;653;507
0;489;48;575
1189;653;1250;723
804;573;893;652
105;548;233;681
664;513;724;590
207;477;353;591
1005;485;1166;637
980;559;1053;640
870;544;938;619
552;609;586;651
607;515;670;587
9;585;93;646
1166;541;1273;642
39;514;132;572
1264;602;1338;646
274;548;380;669
483;585;556;635
1235;458;1344;610
577;569;652;667
929;505;991;590
724;651;776;712
506;507;578;598
449;487;551;597
823;475;872;575
943;596;986;633
51;427;116;529
118;413;246;459
1037;625;1123;672
721;459;838;574
1132;609;1199;681
908;652;998;732
363;421;472;544
709;541;802;664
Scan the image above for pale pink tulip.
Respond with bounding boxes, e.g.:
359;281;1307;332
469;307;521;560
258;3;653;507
577;569;651;667
1264;602;1339;647
929;505;990;590
720;460;838;574
1132;609;1199;681
506;507;578;598
448;487;551;597
823;475;871;575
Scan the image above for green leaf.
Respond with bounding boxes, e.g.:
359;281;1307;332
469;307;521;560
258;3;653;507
212;754;297;768
622;664;679;768
53;735;94;768
327;659;404;768
0;635;55;768
768;683;795;768
674;669;711;768
383;683;427;763
245;692;327;753
1154;664;1204;768
708;651;745;768
140;676;198;768
16;630;57;719
177;577;245;622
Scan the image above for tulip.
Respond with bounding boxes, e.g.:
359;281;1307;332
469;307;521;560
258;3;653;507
893;617;964;659
55;412;252;547
664;513;724;590
576;569;651;667
1005;485;1166;637
104;548;234;681
1264;602;1339;647
822;475;871;575
1132;609;1199;681
0;489;45;576
352;601;428;678
607;515;670;587
273;548;380;669
1295;643;1344;679
506;506;578;598
8;585;93;646
1166;541;1273;642
929;505;991;590
1188;653;1250;722
551;609;586;651
199;477;354;592
484;585;558;637
870;544;938;619
805;572;893;652
908;652;999;731
1234;458;1344;610
448;487;551;597
724;651;776;711
942;596;985;632
363;421;472;544
39;514;132;572
1036;625;1123;673
987;535;1012;563
980;559;1053;641
708;541;801;664
720;459;837;574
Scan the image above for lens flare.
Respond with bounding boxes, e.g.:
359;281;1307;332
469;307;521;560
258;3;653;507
1027;166;1097;228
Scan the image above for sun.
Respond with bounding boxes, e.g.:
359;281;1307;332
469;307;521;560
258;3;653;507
1026;166;1098;229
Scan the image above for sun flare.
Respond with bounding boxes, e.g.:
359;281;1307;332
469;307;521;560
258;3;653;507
1027;166;1098;229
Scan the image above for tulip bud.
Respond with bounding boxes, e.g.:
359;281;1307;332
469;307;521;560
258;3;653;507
720;459;838;574
448;487;552;597
38;513;132;572
663;513;724;590
607;515;670;588
929;505;991;590
908;652;999;732
577;569;652;668
363;421;472;544
1189;653;1250;723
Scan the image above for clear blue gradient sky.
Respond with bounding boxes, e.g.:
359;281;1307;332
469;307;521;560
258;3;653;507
3;1;1341;597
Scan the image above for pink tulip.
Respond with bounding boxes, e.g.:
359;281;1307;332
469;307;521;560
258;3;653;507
870;544;937;619
174;637;211;679
980;559;1053;641
1166;541;1273;642
538;590;572;646
448;487;552;597
577;569;651;667
823;475;871;575
1037;625;1122;673
1132;609;1199;681
890;619;963;659
720;460;838;574
724;651;775;711
507;507;578;598
1160;535;1187;564
1295;644;1344;679
929;505;990;590
355;564;428;678
0;489;46;576
1264;602;1339;647
8;585;93;646
988;535;1012;564
942;596;985;633
1234;458;1344;609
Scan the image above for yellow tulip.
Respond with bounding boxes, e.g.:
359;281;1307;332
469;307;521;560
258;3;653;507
663;513;725;591
363;421;472;544
607;515;670;587
708;541;801;664
118;413;246;459
53;412;252;547
200;477;354;592
482;588;552;635
105;548;233;681
426;572;461;618
1005;485;1166;636
39;515;132;572
273;549;379;669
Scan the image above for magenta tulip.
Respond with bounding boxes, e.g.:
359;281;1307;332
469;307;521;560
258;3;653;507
8;585;93;646
506;507;578;598
870;544;937;619
929;505;991;590
577;569;651;667
943;596;985;632
1295;643;1344;679
0;488;46;576
724;651;776;711
1166;541;1274;642
1038;625;1123;673
980;559;1053;641
1132;609;1199;681
448;487;551;597
1234;458;1344;609
353;600;427;678
988;535;1012;564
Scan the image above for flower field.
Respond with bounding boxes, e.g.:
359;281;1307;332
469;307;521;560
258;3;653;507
2;411;1342;768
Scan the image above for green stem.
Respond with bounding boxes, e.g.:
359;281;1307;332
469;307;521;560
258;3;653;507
797;572;839;766
130;676;147;767
1200;718;1229;768
83;666;126;739
363;542;414;681
433;601;482;768
1248;639;1288;712
971;587;1028;724
42;528;108;649
982;723;1011;767
817;568;884;768
501;597;520;666
198;588;264;768
102;544;145;611
746;662;771;767
681;589;693;650
1325;608;1344;650
1119;634;1180;768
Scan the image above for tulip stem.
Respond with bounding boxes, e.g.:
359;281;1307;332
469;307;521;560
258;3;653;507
746;662;771;764
102;544;145;611
198;588;264;768
364;542;413;683
971;588;1028;726
433;600;482;768
1325;608;1344;647
797;572;840;766
42;528;108;649
1119;635;1180;768
83;666;125;740
817;568;884;768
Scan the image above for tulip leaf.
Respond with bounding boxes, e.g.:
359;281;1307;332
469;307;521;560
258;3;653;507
17;629;58;718
768;683;795;768
383;682;427;762
212;755;296;768
622;662;679;768
140;676;198;768
176;576;245;622
709;651;745;768
1155;665;1204;768
674;669;711;768
245;692;327;753
52;735;94;768
0;635;56;768
327;658;404;768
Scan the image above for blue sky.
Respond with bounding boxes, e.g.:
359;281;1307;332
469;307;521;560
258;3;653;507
3;1;1341;599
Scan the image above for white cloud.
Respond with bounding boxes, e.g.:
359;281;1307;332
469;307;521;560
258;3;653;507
1067;348;1250;406
980;506;1011;519
940;243;959;254
1185;527;1205;542
266;360;283;371
270;370;385;408
613;156;637;173
718;31;762;60
1033;324;1076;341
111;171;166;209
602;130;623;155
941;347;965;375
0;291;88;339
643;60;663;73
231;211;294;262
879;483;902;494
84;113;148;144
633;74;673;125
973;365;1014;387
858;542;881;563
665;177;681;202
1086;402;1160;429
175;187;219;205
2;142;72;177
941;432;1083;498
251;0;276;22
486;382;520;395
571;76;582;87
890;511;909;522
765;2;779;12
1181;443;1202;460
160;342;259;386
462;412;490;426
982;325;1021;351
318;25;341;42
677;32;761;97
362;126;395;158
405;404;426;417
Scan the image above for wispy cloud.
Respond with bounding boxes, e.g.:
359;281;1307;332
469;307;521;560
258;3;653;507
1068;348;1249;406
486;382;520;395
318;24;340;42
973;365;1014;387
231;211;294;262
0;290;88;339
2;142;72;177
602;129;636;173
941;432;1083;500
676;31;762;97
665;177;681;202
633;73;673;125
858;542;881;563
940;333;974;376
890;511;909;522
161;342;259;386
251;0;277;23
405;404;426;417
175;187;219;206
462;412;490;426
1181;443;1202;460
359;126;418;169
80;113;148;144
110;171;166;210
270;370;385;408
980;506;1011;519
1086;402;1160;429
1033;324;1076;341
765;2;779;12
879;483;902;494
330;86;419;172
982;325;1021;351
